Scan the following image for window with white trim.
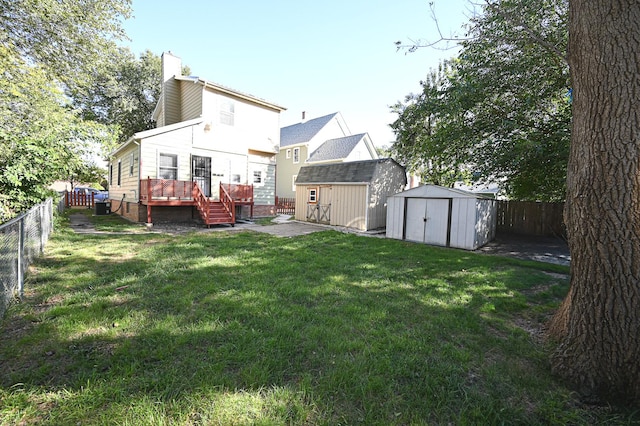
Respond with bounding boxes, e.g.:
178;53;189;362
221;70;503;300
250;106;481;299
117;160;121;186
286;149;291;159
293;147;300;164
129;153;134;176
253;170;262;184
220;100;235;126
308;188;318;203
159;153;178;180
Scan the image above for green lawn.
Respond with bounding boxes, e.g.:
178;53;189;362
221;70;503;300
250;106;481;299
0;212;635;425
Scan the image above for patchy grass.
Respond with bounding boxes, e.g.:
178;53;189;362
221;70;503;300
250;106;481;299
65;208;148;233
1;214;637;425
252;216;278;226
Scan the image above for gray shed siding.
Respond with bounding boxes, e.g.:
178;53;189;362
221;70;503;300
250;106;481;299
386;185;497;250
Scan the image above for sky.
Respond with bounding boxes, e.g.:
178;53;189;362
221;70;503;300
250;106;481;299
120;0;476;147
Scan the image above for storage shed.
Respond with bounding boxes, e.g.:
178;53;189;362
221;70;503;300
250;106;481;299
386;185;497;250
294;158;406;231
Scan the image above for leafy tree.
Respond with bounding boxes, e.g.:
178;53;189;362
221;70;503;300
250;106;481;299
71;48;163;143
548;0;640;404
391;0;570;201
390;60;475;188
0;0;131;92
0;44;117;221
0;0;130;219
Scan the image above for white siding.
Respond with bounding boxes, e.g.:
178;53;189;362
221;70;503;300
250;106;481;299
344;139;376;162
385;196;405;240
449;198;477;250
200;87;281;155
109;143;139;202
475;200;497;247
139;126;197;181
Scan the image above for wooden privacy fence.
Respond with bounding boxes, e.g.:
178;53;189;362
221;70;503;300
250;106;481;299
276;197;295;215
496;200;566;237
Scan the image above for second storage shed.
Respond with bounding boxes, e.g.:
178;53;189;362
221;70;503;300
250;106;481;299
386;185;497;250
294;158;406;231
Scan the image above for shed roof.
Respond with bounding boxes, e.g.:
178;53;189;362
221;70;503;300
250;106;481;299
296;158;403;185
307;133;367;163
391;184;495;199
280;113;338;147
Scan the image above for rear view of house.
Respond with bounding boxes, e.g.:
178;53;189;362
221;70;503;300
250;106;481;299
108;52;286;225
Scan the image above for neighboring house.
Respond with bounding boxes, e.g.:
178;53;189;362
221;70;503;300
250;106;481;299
276;112;378;199
294;158;406;231
108;52;286;225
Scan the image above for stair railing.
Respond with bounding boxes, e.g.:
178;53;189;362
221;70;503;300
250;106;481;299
193;182;209;223
219;182;236;224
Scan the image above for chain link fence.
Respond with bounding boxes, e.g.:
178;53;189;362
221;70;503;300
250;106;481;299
1;198;58;319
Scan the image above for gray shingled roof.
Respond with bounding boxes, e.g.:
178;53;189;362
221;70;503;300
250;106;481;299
307;133;366;163
280;113;338;147
296;158;401;184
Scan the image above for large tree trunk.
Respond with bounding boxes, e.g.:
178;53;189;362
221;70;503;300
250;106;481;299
548;0;640;404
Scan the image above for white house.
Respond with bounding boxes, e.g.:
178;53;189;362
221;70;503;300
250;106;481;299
108;52;286;225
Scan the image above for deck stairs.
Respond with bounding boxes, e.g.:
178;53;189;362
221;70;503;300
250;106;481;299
194;182;236;227
202;200;235;226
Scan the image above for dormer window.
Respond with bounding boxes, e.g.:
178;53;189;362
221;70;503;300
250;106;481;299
220;100;234;126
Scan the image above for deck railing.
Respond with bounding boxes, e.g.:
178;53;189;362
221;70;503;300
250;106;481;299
65;191;95;208
193;183;210;223
141;178;195;201
219;183;236;223
222;183;253;203
140;178;253;204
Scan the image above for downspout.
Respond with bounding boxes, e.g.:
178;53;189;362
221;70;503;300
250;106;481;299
135;140;141;203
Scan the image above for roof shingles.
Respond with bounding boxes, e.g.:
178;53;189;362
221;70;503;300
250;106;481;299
307;134;366;163
280;113;338;147
296;158;398;184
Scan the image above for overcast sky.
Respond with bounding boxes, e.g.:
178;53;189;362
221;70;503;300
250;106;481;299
121;0;475;146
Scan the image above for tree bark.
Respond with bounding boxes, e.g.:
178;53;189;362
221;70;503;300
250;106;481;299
548;0;640;404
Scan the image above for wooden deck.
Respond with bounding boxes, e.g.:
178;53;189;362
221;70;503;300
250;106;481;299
140;178;254;225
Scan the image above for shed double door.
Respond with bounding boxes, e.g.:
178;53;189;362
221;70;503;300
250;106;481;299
306;186;332;224
404;198;450;246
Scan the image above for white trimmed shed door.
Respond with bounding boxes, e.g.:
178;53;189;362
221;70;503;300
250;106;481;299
404;198;450;246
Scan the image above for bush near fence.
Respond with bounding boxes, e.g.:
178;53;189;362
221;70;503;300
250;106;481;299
0;198;55;319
